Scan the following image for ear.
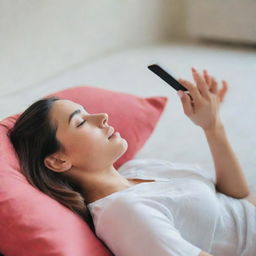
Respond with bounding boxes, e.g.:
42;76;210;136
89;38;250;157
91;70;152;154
44;153;72;173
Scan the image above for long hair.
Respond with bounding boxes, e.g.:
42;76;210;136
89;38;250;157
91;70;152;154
8;96;94;231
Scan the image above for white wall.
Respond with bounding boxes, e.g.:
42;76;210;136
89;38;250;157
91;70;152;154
0;0;183;98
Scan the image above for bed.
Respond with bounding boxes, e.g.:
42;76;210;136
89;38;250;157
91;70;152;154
1;40;255;192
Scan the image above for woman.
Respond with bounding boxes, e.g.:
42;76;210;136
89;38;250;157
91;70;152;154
8;67;256;256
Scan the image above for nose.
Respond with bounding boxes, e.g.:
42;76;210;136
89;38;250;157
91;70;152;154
100;113;109;127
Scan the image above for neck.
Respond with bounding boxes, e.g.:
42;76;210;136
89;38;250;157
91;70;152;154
66;166;134;205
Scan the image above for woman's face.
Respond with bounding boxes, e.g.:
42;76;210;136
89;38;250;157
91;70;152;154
48;99;128;172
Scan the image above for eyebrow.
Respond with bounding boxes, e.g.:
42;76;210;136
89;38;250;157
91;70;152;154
68;109;82;124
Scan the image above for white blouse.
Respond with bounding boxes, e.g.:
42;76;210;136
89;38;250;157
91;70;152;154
87;158;256;256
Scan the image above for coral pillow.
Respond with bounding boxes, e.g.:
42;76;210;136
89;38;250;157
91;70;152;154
0;85;168;256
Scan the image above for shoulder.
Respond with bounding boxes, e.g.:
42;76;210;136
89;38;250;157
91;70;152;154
97;195;174;227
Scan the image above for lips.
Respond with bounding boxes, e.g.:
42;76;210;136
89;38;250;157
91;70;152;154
107;127;115;139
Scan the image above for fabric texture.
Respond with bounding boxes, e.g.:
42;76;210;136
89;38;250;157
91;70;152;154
88;158;256;256
0;86;168;256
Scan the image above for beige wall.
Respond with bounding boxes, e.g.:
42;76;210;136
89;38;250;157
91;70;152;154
1;0;253;100
186;0;256;44
0;0;185;97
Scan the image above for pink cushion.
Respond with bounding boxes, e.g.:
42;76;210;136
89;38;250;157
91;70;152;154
0;85;168;256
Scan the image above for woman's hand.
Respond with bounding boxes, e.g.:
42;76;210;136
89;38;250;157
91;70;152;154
177;67;228;131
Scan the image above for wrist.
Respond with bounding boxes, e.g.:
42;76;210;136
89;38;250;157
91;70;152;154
203;122;225;134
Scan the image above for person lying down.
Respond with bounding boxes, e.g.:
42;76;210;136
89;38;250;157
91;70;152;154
8;67;256;256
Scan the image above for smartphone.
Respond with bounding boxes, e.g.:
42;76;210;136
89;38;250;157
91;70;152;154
147;64;188;92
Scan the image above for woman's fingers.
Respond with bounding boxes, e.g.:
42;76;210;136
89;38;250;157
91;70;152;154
178;78;201;104
210;76;218;94
177;90;194;116
218;80;229;103
203;69;212;88
192;68;211;100
179;68;229;105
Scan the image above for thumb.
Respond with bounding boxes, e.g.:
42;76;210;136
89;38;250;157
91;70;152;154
177;91;193;116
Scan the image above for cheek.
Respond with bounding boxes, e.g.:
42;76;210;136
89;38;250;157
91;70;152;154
59;128;125;163
63;132;107;157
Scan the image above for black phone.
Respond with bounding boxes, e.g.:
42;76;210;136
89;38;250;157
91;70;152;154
147;64;188;92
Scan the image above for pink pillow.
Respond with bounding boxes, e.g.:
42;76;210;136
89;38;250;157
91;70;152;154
0;85;168;256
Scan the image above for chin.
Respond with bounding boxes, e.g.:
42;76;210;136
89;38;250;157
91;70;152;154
114;139;128;161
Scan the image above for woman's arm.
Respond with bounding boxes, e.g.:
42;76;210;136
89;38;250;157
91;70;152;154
203;123;250;198
178;68;250;199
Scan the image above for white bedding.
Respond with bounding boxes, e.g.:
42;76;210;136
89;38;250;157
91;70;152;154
1;41;255;193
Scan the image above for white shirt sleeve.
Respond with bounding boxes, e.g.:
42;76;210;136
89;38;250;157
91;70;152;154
94;196;202;256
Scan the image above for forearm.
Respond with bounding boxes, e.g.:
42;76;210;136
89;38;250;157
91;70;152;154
203;123;250;198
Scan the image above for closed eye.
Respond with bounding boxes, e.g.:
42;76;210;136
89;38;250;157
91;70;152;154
77;120;86;127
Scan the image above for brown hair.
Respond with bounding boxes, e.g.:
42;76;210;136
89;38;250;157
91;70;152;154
8;96;94;231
